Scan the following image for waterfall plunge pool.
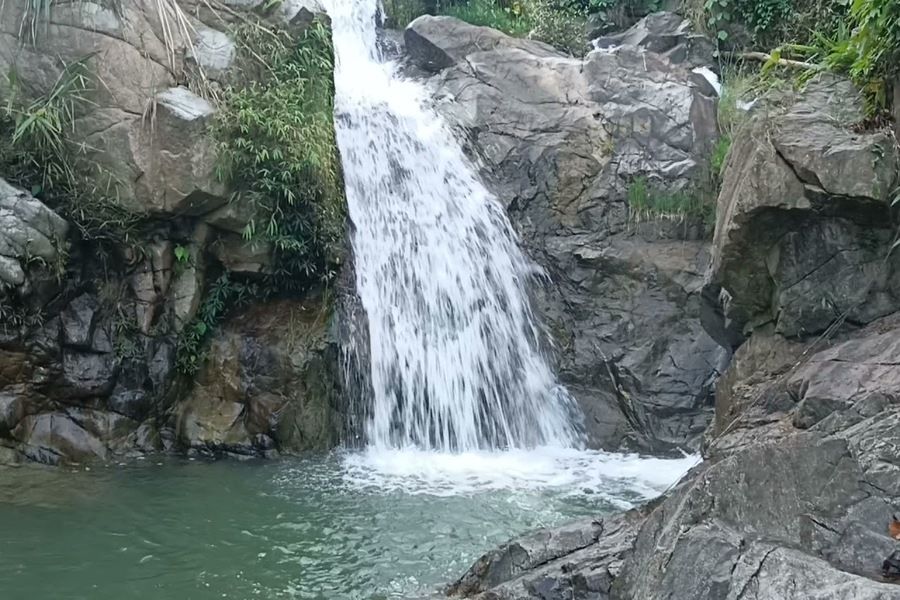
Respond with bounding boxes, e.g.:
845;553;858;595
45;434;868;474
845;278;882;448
0;449;696;599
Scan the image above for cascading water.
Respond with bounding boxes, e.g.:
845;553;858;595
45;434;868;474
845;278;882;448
326;0;582;452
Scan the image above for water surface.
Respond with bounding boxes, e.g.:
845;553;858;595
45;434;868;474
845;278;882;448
0;449;696;599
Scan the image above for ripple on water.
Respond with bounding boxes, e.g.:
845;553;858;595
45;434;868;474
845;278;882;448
0;450;697;600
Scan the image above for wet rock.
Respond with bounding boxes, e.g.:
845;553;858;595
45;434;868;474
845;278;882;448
0;179;68;295
408;15;722;451
60;350;117;399
176;298;341;455
14;413;108;464
61;294;99;349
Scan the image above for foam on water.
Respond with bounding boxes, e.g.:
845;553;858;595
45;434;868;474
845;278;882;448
341;448;699;502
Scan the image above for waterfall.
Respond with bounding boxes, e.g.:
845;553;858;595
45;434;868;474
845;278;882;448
325;0;583;452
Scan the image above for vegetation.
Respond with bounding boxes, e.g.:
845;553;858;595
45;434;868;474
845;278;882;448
626;176;715;228
213;18;345;293
175;273;260;375
817;0;900;114
439;0;533;35
173;17;346;374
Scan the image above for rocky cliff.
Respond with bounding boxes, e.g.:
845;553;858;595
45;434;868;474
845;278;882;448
405;13;726;452
0;0;346;465
448;51;900;600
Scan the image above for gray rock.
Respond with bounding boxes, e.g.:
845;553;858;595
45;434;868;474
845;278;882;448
592;12;716;69
0;3;230;218
175;298;341;455
702;77;900;348
60;350;117;398
61;294;99;349
0;179;68;291
405;15;562;73
14;413;108;464
407;16;722;451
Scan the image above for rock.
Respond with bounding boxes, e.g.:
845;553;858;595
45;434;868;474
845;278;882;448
453;74;900;600
60;294;99;349
591;12;716;69
789;328;900;429
14;413;108;464
407;16;722;451
60;350;117;399
211;231;272;274
702;77;900;348
0;2;230;217
190;25;236;77
0;390;25;433
0;179;68;292
405;15;562;73
176;298;341;455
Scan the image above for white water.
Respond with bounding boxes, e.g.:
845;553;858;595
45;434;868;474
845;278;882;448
326;0;581;452
324;0;697;495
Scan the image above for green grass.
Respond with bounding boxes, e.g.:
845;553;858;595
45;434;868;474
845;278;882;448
627;177;715;228
710;135;731;178
439;0;533;35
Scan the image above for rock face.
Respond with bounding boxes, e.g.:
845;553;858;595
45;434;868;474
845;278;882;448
0;0;347;465
176;299;342;458
702;77;900;349
451;77;900;600
406;14;725;451
0;179;68;302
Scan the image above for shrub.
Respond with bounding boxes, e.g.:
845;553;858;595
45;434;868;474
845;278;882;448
819;0;900;113
527;0;589;54
440;0;534;35
214;18;346;291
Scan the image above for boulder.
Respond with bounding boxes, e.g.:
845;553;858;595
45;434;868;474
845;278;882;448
406;15;722;451
451;71;900;600
175;298;341;456
591;11;716;69
0;1;229;217
702;77;900;348
0;179;68;295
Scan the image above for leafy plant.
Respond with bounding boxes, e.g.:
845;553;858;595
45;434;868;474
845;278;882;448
175;273;260;375
527;0;589;54
710;135;731;177
214;18;346;291
439;0;534;35
818;0;900;114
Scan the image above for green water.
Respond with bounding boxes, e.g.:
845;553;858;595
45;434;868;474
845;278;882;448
0;450;693;600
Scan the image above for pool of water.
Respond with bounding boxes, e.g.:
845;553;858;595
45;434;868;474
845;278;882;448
0;448;697;600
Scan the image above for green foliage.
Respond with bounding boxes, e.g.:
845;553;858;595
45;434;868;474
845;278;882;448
627;176;715;228
527;0;589;54
583;0;660;33
175;273;260;375
710;135;731;177
214;19;345;291
440;0;534;35
1;56;144;243
818;0;900;113
704;0;792;45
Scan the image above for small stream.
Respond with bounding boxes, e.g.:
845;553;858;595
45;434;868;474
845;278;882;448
0;450;695;599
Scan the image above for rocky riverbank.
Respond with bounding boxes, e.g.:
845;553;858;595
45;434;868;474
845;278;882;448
435;17;900;599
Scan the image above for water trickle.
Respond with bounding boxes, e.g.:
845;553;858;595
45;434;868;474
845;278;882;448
326;0;583;451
